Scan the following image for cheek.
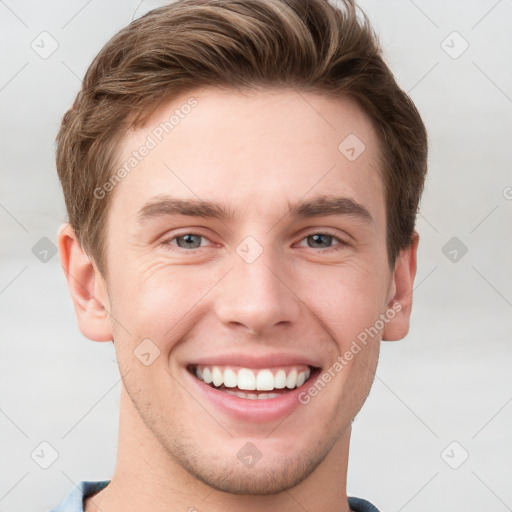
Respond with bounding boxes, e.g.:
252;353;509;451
307;263;386;408
108;262;217;349
296;262;389;346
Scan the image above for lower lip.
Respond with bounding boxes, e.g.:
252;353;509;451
184;367;321;424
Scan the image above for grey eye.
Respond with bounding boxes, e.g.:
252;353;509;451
174;234;203;249
306;234;335;249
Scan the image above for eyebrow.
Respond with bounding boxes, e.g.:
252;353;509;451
136;194;373;224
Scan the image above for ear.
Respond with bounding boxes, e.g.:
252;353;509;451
382;231;419;341
57;223;113;342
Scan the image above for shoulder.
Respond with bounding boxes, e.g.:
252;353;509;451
50;481;110;512
348;496;381;512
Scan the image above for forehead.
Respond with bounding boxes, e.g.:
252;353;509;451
109;87;385;226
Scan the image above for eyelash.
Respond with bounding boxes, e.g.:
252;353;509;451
161;231;348;253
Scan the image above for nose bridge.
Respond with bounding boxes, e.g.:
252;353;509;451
214;239;300;334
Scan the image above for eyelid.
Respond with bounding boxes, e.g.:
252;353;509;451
295;230;349;249
161;228;349;252
162;230;216;249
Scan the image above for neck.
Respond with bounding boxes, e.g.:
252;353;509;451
85;386;351;512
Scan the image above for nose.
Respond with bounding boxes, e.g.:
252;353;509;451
213;244;301;336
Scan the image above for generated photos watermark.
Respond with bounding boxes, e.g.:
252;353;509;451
94;97;198;200
298;301;402;404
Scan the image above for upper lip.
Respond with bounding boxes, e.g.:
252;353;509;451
186;353;322;370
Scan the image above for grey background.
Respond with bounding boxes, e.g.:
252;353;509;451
1;0;511;510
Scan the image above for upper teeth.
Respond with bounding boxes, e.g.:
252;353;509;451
194;365;311;391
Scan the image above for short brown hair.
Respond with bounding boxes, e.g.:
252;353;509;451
56;0;427;275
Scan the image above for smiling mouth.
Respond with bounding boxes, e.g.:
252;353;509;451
187;364;319;400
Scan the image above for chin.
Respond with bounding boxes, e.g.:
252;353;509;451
188;455;323;495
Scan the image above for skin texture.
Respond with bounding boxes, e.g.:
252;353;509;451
58;87;418;512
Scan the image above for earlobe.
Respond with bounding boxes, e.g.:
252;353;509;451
57;223;113;342
382;232;419;341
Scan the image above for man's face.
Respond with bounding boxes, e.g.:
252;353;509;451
90;88;408;494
